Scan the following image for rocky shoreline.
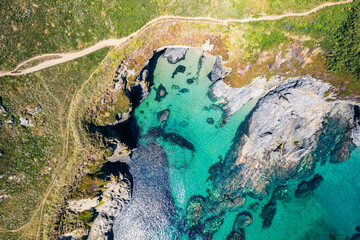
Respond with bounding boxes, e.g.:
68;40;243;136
60;47;360;239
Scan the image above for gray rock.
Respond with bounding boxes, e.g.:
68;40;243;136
209;56;231;82
211;76;359;198
107;141;131;163
20;116;34;127
211;77;267;115
87;176;131;240
162;48;188;64
67;198;99;213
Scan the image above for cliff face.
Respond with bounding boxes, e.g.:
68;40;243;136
211;76;359;200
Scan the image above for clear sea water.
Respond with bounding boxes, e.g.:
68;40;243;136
117;48;360;239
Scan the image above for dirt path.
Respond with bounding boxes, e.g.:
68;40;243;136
0;0;352;78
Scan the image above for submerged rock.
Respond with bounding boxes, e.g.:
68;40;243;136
351;233;360;240
186;195;206;227
209;56;231;82
172;65;186;78
226;228;245;240
162;47;188;64
260;202;277;229
179;88;189;93
157;109;170;123
203;214;225;238
295;174;323;198
226;212;249;240
206;118;214;125
259;185;287;229
234;211;252;229
155;84;168;102
172;84;180;90
187;78;195;84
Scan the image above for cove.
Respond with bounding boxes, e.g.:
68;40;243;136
113;48;360;240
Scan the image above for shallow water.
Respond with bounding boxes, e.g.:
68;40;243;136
114;48;360;240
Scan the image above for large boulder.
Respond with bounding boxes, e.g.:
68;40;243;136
162;47;188;64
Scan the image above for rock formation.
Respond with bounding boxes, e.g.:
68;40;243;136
211;76;359;200
209;56;231;82
87;175;131;240
162;47;188;64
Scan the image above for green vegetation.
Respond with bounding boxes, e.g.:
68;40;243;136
159;0;343;19
0;0;159;70
0;48;108;239
1;0;342;71
77;210;94;223
326;1;360;80
274;2;351;50
241;22;289;62
71;171;109;200
302;40;317;49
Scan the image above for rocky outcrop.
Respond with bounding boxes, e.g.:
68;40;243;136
67;198;99;213
211;77;268;115
209;56;231;82
162;47;188;64
107;140;131;163
27;105;41;116
210;76;360;203
87;175;131;240
20;116;34;127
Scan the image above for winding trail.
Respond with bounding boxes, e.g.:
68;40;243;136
0;0;352;78
0;0;353;237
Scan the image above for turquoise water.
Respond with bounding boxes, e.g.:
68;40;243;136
124;48;360;239
241;148;360;240
135;48;254;212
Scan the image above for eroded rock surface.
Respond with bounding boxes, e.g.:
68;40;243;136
88;175;131;240
68;198;99;213
162;47;188;64
209;56;231;82
211;76;359;200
